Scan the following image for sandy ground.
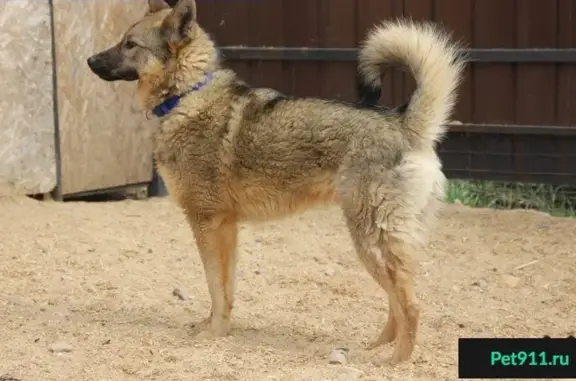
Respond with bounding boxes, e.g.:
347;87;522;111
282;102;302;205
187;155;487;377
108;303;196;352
0;196;574;381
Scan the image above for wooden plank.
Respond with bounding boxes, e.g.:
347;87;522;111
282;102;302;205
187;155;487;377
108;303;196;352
0;0;57;196
434;0;473;123
515;0;558;182
282;0;320;97
402;0;434;103
557;0;576;183
557;0;576;126
515;0;557;125
246;0;284;91
203;1;251;81
519;136;563;176
438;132;472;173
195;1;216;31
355;0;395;106
470;0;517;178
317;0;356;102
53;0;154;195
469;134;514;174
390;0;407;105
472;0;516;124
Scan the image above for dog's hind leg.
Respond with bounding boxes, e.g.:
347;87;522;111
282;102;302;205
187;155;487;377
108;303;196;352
364;244;398;349
186;211;239;339
337;159;432;365
377;235;420;364
341;200;420;365
343;221;399;346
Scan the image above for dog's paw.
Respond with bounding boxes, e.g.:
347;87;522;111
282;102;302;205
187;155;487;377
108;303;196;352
194;326;229;340
370;339;415;366
193;318;230;341
194;329;217;341
388;339;415;365
372;356;403;367
187;315;210;331
366;324;397;350
370;352;410;367
366;334;396;350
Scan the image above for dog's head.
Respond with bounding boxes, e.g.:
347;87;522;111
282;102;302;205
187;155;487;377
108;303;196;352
86;0;198;83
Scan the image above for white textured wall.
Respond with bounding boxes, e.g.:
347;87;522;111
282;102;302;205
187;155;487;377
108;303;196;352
0;0;57;196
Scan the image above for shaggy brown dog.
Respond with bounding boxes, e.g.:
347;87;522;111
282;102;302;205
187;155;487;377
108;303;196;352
87;0;465;364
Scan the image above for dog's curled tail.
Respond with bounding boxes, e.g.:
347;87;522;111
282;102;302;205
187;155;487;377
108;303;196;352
358;19;466;148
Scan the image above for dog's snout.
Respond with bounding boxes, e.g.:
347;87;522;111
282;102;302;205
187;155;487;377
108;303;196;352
87;56;98;69
86;54;115;80
86;47;138;82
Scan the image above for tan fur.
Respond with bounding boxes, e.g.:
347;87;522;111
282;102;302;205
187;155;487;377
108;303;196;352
87;0;466;365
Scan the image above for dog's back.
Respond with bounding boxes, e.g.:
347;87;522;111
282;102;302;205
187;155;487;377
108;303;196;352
213;21;464;227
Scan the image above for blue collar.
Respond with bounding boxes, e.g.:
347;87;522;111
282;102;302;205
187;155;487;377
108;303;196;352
151;72;213;118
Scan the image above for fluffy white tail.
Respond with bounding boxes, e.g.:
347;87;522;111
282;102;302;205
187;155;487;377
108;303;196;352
358;19;466;149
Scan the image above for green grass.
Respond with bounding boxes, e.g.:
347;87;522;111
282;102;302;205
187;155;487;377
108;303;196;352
444;180;576;217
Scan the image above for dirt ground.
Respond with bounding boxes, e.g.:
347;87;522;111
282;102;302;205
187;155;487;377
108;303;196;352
0;196;574;381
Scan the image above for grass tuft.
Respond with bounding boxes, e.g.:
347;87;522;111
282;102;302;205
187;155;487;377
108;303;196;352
444;180;576;217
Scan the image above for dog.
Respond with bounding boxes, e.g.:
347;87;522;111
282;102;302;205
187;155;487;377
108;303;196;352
87;0;465;364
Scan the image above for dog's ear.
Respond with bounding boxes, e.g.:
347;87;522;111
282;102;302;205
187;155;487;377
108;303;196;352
148;0;170;13
163;0;180;7
160;0;196;43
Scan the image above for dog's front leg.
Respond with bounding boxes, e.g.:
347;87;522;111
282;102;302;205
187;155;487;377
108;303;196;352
187;212;238;339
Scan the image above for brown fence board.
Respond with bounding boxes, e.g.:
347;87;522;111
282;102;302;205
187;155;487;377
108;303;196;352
247;1;284;90
516;0;557;125
513;1;556;181
472;0;516;125
434;0;474;123
281;0;320;97
404;0;432;20
557;0;576;126
470;135;514;175
205;1;251;79
355;0;396;104
318;0;356;101
402;0;434;102
556;0;576;180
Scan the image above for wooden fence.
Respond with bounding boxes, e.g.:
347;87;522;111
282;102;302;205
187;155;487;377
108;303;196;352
196;0;576;185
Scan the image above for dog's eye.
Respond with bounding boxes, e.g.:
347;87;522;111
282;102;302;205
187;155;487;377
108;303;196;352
124;40;137;49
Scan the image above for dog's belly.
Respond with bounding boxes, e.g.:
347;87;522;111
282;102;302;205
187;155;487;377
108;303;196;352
157;163;338;221
229;177;338;221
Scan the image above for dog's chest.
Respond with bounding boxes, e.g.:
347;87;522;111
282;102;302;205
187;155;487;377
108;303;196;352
153;112;221;161
152;116;227;189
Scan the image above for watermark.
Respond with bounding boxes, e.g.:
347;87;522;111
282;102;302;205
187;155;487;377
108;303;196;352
458;337;576;379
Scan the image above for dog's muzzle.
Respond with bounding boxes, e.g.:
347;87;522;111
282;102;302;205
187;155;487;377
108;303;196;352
86;56;138;82
87;56;118;81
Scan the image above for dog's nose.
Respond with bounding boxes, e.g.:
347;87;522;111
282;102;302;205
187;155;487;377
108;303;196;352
87;56;97;69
